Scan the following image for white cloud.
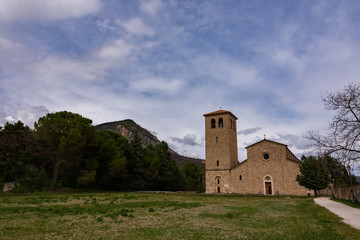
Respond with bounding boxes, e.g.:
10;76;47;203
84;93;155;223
0;0;102;22
129;78;185;95
5;116;16;123
273;133;309;151
0;100;49;127
228;65;259;86
0;36;27;64
34;57;108;83
96;19;117;31
97;39;133;62
0;36;20;50
238;127;262;136
17;106;49;127
140;0;163;16
170;134;203;147
116;18;155;36
272;48;303;71
23;39;136;87
191;55;261;88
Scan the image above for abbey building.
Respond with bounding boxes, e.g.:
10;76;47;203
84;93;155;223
204;110;309;196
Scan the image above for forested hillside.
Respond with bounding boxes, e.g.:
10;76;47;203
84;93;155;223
0;111;204;192
95;120;205;169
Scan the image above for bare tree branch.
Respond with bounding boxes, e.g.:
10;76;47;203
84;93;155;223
306;83;360;165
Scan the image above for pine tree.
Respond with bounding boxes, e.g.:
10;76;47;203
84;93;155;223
296;155;330;197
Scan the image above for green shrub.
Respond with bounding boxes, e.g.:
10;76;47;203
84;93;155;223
77;170;97;188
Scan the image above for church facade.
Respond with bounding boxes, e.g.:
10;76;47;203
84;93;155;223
204;110;309;196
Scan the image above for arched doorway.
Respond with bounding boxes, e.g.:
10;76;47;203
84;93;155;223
263;175;273;195
215;176;221;193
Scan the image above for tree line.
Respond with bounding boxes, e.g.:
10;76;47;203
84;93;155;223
0;111;204;193
296;155;357;197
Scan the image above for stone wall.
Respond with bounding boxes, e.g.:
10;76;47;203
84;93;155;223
333;186;360;202
237;140;308;196
205;170;232;193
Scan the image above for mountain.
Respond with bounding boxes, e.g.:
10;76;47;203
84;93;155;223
95;120;205;169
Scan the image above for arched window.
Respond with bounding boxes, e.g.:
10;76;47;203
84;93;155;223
211;119;216;128
216;160;219;166
219;118;223;128
216;177;221;193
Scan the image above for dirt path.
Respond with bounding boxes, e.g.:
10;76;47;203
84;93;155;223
314;197;360;230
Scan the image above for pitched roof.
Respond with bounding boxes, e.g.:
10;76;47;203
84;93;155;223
203;110;238;119
245;139;301;163
245;139;287;149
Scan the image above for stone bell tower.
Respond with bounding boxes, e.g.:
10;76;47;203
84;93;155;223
203;110;238;193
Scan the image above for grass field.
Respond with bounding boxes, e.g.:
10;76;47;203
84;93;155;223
0;192;359;240
332;198;360;209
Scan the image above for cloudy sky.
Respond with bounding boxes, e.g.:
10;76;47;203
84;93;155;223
1;0;360;167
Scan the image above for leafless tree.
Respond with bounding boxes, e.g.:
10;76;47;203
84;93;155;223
307;83;360;202
307;83;360;166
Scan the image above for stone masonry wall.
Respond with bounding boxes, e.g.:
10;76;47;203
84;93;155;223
231;140;308;196
333;186;360;202
206;170;231;193
204;113;238;170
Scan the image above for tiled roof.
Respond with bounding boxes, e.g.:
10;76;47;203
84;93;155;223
203;110;238;119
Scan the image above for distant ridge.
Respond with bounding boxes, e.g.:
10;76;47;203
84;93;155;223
95;119;160;147
95;119;205;169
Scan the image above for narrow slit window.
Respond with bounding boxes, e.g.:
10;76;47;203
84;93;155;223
216;160;219;166
217;178;220;184
216;136;218;142
239;175;242;180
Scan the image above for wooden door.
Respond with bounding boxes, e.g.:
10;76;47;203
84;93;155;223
265;182;272;195
217;187;220;193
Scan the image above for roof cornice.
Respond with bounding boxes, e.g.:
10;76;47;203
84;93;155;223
203;110;238;120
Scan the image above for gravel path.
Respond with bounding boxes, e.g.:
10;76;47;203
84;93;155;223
314;197;360;230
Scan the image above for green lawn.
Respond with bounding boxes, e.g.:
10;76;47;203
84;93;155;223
332;198;360;209
0;192;359;239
